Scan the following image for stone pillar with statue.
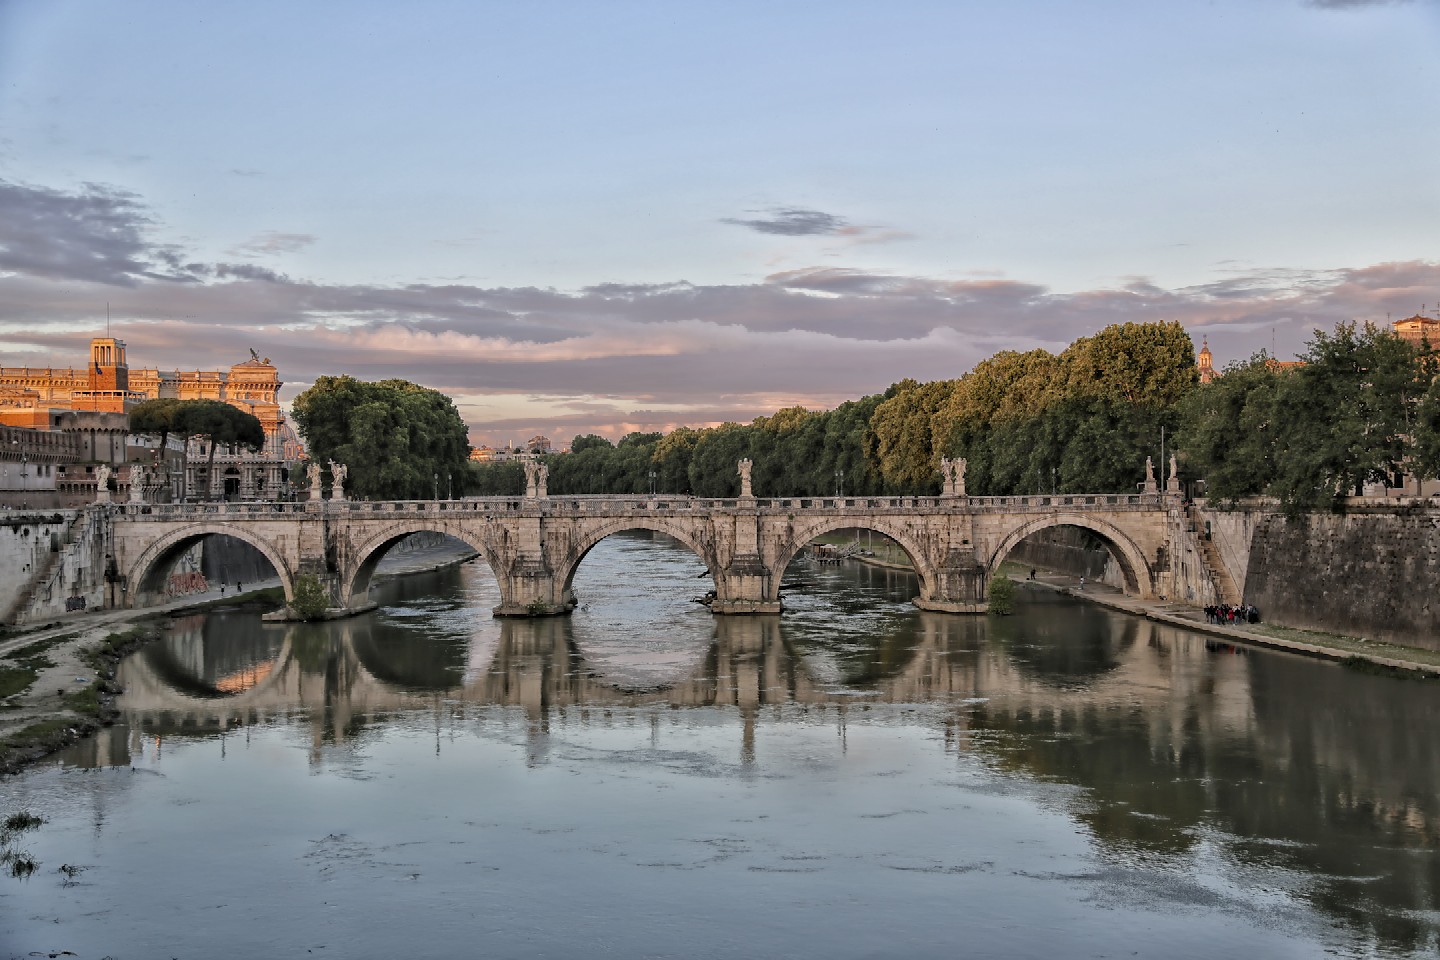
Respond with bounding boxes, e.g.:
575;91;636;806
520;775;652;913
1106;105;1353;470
330;460;347;501
307;461;323;502
95;463;111;504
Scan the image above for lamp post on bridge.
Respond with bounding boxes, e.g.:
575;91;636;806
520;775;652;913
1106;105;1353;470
433;472;438;501
649;470;657;496
835;469;844;498
447;472;452;500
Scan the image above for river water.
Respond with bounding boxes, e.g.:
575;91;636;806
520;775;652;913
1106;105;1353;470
3;532;1439;959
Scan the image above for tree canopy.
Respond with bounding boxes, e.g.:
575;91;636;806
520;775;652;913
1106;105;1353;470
1178;322;1435;512
460;318;1440;506
291;376;471;500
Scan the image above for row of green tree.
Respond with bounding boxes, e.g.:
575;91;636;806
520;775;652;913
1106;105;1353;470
146;320;1433;512
464;321;1200;500
464;320;1440;513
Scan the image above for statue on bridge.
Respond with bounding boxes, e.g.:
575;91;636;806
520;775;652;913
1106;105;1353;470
307;461;323;501
329;460;347;501
95;463;112;504
1143;456;1158;495
940;457;967;497
128;463;146;503
737;458;753;499
523;459;549;499
1167;454;1181;495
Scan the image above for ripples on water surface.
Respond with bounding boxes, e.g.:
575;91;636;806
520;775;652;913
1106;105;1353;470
3;532;1438;959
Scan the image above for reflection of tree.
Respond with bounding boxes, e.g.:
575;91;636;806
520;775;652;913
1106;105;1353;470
964;645;1440;953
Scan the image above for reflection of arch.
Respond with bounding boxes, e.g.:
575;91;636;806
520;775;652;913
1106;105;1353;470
989;515;1152;596
126;523;292;606
556;519;716;597
772;519;933;604
138;631;291;700
341;523;492;607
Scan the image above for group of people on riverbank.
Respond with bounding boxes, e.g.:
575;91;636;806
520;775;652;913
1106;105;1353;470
1206;603;1260;625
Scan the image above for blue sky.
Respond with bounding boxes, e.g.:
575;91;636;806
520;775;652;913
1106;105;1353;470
2;0;1438;447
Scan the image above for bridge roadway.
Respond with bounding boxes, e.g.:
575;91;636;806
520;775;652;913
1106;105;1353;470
109;490;1176;619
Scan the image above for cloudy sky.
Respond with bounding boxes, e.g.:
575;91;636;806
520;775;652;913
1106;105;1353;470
2;0;1438;448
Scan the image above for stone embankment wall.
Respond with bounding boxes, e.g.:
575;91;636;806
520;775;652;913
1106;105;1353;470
1005;527;1126;589
1243;508;1440;650
200;535;276;587
2;508;109;624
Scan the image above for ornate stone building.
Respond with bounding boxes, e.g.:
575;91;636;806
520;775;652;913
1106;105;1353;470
0;337;302;505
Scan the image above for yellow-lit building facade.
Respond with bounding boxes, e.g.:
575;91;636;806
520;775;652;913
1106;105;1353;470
0;337;303;506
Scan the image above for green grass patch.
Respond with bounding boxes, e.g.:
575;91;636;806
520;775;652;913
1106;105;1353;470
62;684;104;718
0;666;39;699
3;634;78;661
245;585;286;605
2;716;78;752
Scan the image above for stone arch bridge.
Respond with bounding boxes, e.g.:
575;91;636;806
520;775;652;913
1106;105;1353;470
108;489;1178;619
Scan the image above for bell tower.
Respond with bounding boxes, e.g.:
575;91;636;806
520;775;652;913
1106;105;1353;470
88;337;129;392
1197;337;1215;384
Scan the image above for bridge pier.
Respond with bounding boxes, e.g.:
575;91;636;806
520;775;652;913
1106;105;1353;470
914;548;989;614
493;558;576;617
707;553;781;615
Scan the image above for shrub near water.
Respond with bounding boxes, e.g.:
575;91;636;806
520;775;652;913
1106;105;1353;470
988;575;1016;615
290;574;331;621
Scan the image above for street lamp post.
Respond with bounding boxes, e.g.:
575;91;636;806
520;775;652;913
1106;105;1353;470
447;472;453;500
835;469;844;498
649;470;656;496
433;472;439;501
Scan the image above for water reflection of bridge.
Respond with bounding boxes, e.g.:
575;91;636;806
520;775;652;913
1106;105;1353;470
100;604;1259;766
75;601;1440;949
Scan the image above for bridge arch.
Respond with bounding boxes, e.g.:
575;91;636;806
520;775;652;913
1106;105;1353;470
989;514;1153;597
341;522;492;609
556;518;718;602
771;518;937;605
125;523;295;608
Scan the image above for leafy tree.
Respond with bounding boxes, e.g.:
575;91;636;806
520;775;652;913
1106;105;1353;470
128;398;189;462
130;398;263;500
653;427;699;494
869;379;958;493
1267;323;1427;512
570;434;613;453
179;400;265;499
987;575;1016;615
1177;354;1284;502
291;376;471;500
687;423;751;497
289;573;331;621
467;460;524;496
